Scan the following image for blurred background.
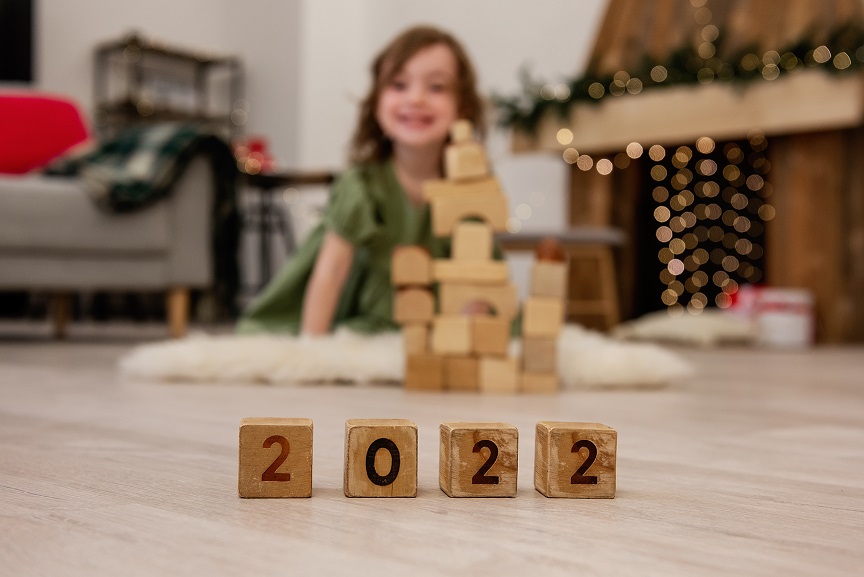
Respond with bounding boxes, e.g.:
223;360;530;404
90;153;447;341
2;0;862;345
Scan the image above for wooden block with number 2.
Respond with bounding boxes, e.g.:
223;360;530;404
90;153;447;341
439;422;518;497
238;418;313;498
534;421;617;498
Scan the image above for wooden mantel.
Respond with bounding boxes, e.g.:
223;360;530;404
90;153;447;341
514;70;864;154
510;70;864;343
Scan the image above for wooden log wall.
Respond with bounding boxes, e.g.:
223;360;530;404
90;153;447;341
588;0;864;76
767;128;864;343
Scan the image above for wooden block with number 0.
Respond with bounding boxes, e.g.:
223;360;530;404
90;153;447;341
344;419;418;498
439;422;518;497
238;418;313;498
534;421;617;498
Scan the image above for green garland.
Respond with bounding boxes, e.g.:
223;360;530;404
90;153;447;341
493;23;864;136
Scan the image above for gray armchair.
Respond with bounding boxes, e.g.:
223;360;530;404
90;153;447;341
0;156;214;337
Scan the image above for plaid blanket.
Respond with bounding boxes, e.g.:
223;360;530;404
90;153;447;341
45;122;240;315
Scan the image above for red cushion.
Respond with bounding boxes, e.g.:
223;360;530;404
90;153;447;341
0;93;90;174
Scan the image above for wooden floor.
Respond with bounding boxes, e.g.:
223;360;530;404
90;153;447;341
1;326;863;576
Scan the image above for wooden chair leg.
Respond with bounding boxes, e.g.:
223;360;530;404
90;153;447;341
167;288;189;338
52;292;72;339
597;247;620;329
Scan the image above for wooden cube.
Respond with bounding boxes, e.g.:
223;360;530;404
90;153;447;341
344;419;418;498
404;354;445;390
394;288;434;324
402;323;428;355
450;119;474;143
422;177;500;201
521;372;559;394
534;422;617;498
238;418;313;498
445;142;489;181
472;316;510;357
433;259;508;285
439;282;519;320
439;422;518;497
522;337;557;373
478;357;520;393
391;246;431;286
444;356;479;391
522;297;564;338
431;315;472;356
531;261;568;299
452;221;493;261
431;191;508;237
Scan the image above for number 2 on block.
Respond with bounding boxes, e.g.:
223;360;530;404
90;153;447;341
571;439;598;485
471;440;500;485
261;435;291;482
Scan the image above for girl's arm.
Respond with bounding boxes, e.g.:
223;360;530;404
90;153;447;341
300;231;355;336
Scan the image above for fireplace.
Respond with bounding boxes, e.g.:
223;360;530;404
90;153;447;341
514;70;864;342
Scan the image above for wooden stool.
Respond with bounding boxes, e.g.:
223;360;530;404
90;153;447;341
497;228;625;331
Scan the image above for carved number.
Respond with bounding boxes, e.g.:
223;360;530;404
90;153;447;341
471;440;500;485
571;439;598;485
261;435;291;482
366;438;401;486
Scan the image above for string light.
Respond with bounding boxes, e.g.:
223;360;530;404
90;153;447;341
576;155;594;171
626;142;644;159
556;128;573;145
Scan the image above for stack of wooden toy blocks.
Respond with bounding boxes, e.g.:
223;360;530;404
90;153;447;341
392;120;568;394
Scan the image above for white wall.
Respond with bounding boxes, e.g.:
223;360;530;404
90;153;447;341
34;0;302;165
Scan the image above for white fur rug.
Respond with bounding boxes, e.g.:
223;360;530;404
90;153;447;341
613;310;755;347
118;324;693;389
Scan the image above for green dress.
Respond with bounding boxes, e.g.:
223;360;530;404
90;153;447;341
237;161;450;334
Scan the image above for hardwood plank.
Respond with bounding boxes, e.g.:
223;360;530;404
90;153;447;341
0;338;863;575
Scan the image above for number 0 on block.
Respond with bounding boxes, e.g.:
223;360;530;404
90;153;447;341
344;419;418;498
238;417;313;498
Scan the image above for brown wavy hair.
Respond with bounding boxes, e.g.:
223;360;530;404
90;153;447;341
349;25;485;165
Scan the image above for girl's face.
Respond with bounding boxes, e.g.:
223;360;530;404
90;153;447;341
375;43;460;154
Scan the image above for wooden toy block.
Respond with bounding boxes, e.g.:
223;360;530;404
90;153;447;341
391;246;431;286
452;221;493;261
431;316;472;356
439;422;518;497
531;261;569;299
238;417;313;498
534;422;617;498
522;337;557;373
472;315;510;357
422;177;500;201
431;191;508;237
450;119;474;143
445;142;489;181
444;357;479;391
522;297;565;338
404;354;445;390
478;357;520;393
432;259;508;285
344;419;418;498
439;282;519;320
521;372;559;394
394;288;434;324
402;323;428;355
535;237;567;262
